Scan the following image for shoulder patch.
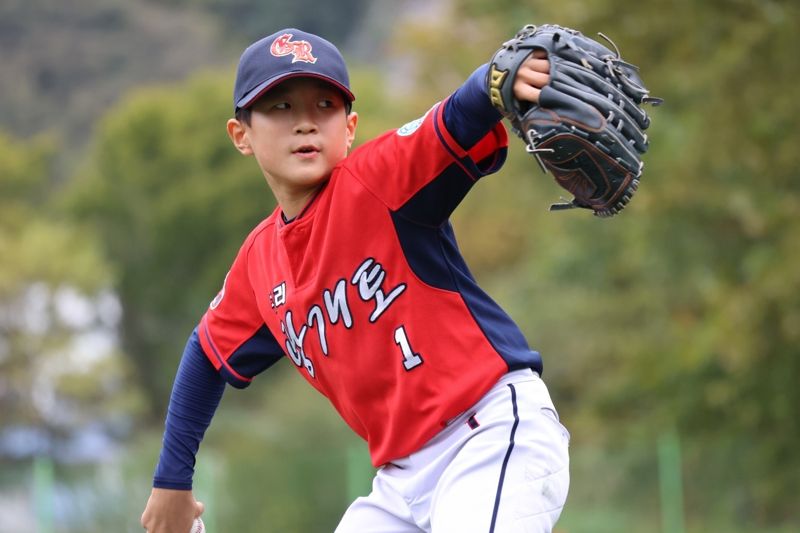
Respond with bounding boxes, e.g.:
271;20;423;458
397;117;424;137
209;272;229;310
396;105;436;137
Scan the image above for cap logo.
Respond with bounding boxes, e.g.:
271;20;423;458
270;33;318;64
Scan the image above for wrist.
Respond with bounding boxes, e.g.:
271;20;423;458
153;477;193;491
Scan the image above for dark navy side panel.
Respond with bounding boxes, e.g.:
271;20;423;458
394;162;477;227
203;323;285;389
226;325;285;386
390;213;543;374
390;212;458;291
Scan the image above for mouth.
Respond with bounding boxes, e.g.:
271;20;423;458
293;144;320;156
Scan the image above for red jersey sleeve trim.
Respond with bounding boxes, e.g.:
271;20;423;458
198;314;253;386
433;98;509;180
470;124;508;166
434;97;469;159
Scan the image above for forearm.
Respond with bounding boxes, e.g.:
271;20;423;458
443;63;503;149
153;329;225;490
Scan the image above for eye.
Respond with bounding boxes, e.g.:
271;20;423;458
273;102;290;110
318;99;335;109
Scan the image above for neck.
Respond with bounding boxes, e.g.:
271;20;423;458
279;186;322;220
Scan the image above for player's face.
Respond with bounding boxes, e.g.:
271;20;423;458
239;78;357;216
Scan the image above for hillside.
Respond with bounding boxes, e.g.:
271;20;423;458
0;0;233;142
0;0;367;147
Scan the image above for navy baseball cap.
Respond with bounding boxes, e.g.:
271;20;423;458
233;28;355;111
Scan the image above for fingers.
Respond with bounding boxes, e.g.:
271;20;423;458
516;64;550;87
523;50;550;78
513;83;542;104
531;49;548;60
513;53;550;104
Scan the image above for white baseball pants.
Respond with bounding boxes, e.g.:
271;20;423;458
335;369;570;533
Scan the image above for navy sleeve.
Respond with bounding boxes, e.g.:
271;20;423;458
390;64;506;227
153;329;225;490
443;63;503;149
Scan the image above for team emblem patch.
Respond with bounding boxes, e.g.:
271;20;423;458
209;272;229;310
396;106;434;137
270;33;317;64
397;117;424;137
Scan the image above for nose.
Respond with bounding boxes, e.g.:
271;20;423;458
293;106;318;135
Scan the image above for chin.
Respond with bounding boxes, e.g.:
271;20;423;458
294;171;331;189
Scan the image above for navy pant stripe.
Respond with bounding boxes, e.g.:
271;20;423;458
489;383;519;532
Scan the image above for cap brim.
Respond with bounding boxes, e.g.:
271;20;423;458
236;72;355;110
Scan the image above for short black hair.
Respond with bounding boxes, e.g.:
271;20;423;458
235;106;252;126
235;94;353;126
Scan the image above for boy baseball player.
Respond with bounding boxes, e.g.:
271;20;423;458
141;28;570;532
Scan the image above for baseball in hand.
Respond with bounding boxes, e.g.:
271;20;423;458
190;517;205;533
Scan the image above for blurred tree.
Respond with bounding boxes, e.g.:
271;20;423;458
152;0;368;46
197;363;370;532
0;131;141;454
34;0;799;526
0;0;227;148
438;0;800;524
361;0;800;525
66;72;276;418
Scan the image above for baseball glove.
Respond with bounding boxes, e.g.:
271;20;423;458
488;24;662;217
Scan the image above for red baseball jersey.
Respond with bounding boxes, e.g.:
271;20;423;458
198;100;542;466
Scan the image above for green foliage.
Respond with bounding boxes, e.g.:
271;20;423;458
0;0;369;146
0;131;141;435
66;72;278;416
3;0;799;528
0;0;226;145
199;365;370;532
157;0;369;45
444;0;800;525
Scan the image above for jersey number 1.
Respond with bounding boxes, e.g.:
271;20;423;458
394;326;423;371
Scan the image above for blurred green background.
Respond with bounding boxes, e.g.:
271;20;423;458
1;0;798;531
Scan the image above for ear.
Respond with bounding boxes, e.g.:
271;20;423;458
345;112;358;151
227;118;253;155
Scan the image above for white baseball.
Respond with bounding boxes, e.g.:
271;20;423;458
190;517;205;533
